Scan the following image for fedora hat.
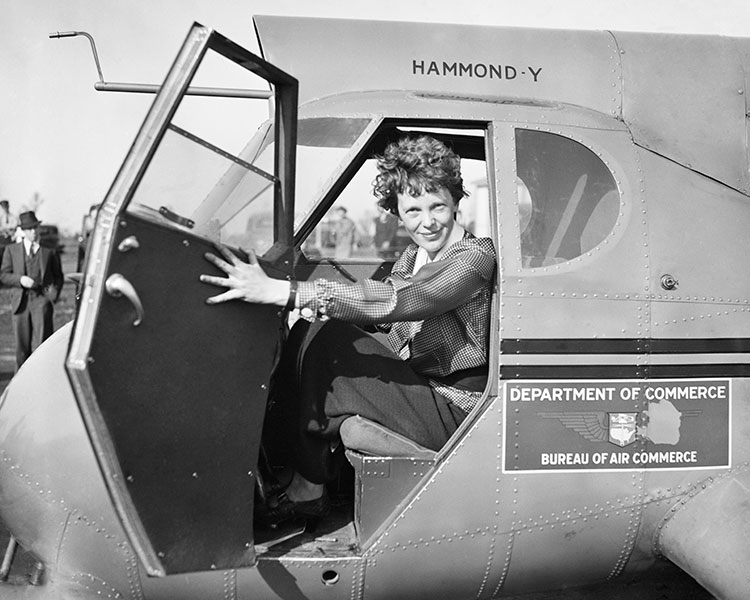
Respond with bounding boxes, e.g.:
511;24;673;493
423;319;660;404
18;211;41;229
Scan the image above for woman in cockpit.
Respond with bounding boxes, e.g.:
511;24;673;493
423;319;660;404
201;135;496;524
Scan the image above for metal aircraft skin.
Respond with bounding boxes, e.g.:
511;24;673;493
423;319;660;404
1;15;749;600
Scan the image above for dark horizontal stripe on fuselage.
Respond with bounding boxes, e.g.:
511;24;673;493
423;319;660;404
500;363;750;379
501;338;750;355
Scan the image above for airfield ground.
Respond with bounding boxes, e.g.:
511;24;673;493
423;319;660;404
0;238;716;597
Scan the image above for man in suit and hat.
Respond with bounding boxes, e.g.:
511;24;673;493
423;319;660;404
0;211;63;370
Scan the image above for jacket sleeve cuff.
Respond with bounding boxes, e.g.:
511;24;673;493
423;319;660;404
296;280;332;322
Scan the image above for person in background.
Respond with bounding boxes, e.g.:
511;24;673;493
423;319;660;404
0;200;19;259
77;203;100;271
0;200;18;237
200;135;495;525
331;206;357;258
0;211;64;371
371;204;399;258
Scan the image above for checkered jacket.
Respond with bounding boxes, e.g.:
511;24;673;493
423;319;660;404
297;234;495;409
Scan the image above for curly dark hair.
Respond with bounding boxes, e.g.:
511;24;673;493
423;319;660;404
372;135;468;215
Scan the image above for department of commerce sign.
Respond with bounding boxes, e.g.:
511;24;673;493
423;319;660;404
503;379;730;472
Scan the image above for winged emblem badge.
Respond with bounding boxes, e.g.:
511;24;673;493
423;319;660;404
538;407;701;448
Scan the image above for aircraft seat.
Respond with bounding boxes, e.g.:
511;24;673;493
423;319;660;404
339;415;437;459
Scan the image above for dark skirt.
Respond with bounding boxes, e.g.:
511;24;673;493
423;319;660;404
265;319;473;483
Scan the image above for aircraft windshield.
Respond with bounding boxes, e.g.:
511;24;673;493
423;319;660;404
293;117;373;229
126;115;372;255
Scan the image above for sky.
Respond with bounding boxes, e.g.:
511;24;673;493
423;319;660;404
3;0;750;234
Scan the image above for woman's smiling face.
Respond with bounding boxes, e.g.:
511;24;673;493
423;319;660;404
397;186;457;259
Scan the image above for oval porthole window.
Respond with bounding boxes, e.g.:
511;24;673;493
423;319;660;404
515;129;619;269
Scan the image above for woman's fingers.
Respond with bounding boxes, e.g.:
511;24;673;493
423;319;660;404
205;245;258;268
213;242;253;267
203;251;232;272
201;245;265;304
215;242;236;261
205;289;241;305
201;251;237;287
199;273;228;287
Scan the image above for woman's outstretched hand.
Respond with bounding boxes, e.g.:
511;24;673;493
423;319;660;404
200;244;289;306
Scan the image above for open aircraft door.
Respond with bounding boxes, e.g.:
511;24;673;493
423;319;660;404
65;24;297;576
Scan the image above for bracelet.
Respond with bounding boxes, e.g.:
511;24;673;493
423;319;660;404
285;279;298;311
313;278;331;321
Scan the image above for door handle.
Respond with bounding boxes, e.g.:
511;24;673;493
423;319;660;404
105;273;144;326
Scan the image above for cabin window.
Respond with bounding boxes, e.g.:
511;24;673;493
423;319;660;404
515;129;619;268
301;128;490;262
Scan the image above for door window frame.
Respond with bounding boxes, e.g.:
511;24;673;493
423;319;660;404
66;23;298;577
